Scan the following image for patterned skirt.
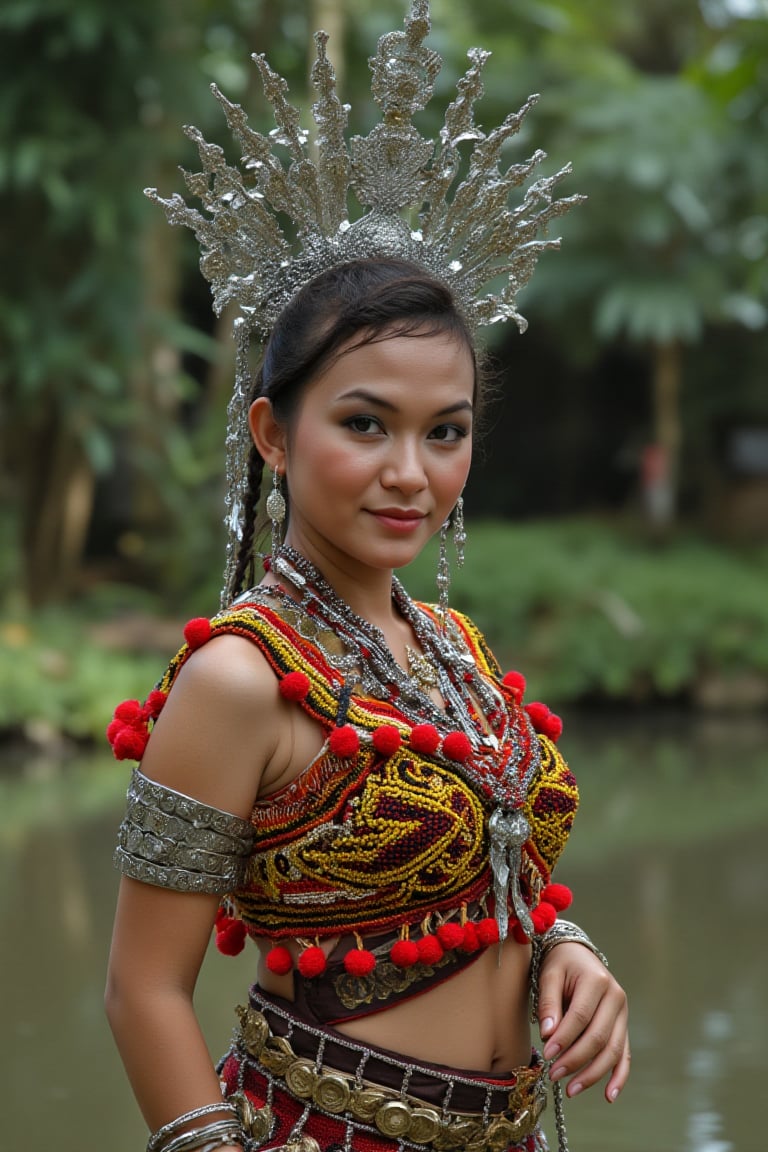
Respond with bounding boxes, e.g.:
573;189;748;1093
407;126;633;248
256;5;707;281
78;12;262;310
218;986;550;1152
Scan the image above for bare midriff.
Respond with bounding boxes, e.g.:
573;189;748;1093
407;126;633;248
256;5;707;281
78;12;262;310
256;934;533;1075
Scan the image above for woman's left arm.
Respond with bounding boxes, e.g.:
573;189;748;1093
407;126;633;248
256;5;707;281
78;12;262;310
534;941;630;1103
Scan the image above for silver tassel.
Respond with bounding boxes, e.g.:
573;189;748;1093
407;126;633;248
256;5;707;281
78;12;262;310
221;316;253;608
488;808;533;952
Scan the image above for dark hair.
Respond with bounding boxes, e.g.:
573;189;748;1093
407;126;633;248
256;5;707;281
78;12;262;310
230;257;483;596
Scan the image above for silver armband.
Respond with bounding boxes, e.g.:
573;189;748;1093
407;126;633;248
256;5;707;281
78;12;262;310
114;768;256;894
530;918;609;1022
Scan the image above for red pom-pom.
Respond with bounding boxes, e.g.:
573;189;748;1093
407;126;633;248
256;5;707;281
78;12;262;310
459;923;480;953
502;671;527;701
343;948;377;977
111;726;149;761
512;922;530;944
541;883;573;912
215;904;229;927
416;935;444;965
372;725;401;756
297;945;328;978
541;711;563;742
525;702;563;742
265;945;293;975
524;701;550;730
216;918;247;956
476;917;500;947
436;922;465;950
114;699;143;724
279;671;311;702
106;718;124;744
409;724;441;755
183;617;212;649
532;902;558;934
144;690;168;720
390;939;420;969
329;724;360;758
442;731;472;763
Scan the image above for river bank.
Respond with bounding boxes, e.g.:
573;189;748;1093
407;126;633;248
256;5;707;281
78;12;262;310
2;520;766;747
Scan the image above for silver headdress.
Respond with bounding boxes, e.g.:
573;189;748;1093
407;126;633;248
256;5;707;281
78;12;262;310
146;0;582;602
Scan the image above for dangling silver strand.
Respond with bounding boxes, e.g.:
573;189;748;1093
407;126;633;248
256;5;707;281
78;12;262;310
436;497;465;630
220;316;253;608
453;494;466;567
265;468;286;557
436;517;451;629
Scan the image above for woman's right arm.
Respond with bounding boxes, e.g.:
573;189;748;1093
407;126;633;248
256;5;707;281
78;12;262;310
105;634;284;1141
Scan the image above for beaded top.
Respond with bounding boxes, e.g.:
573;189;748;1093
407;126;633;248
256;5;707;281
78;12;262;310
117;583;578;957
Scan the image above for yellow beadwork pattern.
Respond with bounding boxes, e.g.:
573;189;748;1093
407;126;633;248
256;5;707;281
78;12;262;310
243;750;486;935
144;591;578;942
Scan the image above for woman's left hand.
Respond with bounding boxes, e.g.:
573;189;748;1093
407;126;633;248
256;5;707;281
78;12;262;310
536;941;630;1103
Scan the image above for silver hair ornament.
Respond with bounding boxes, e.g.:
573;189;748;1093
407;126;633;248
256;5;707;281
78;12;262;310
145;0;584;604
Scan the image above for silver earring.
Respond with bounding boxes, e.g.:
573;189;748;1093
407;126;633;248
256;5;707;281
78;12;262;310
265;468;286;556
453;494;466;567
436;495;466;627
437;517;451;626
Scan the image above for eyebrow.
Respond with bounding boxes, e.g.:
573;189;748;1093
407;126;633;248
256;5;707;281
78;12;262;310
335;388;473;417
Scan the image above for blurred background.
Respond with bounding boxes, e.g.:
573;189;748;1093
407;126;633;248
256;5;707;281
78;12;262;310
1;0;767;1149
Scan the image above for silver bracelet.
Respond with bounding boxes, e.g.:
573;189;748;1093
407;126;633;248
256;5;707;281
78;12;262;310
530;918;609;1022
161;1120;245;1152
147;1103;238;1152
116;768;256;895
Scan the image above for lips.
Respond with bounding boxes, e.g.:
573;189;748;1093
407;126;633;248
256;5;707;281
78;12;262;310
370;508;425;520
367;508;427;531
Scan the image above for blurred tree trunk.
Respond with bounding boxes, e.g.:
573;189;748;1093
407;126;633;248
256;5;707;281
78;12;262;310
20;414;95;605
129;167;183;541
311;0;345;88
650;340;682;528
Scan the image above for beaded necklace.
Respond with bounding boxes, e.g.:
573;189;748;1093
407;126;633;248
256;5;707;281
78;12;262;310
272;546;502;747
270;546;538;941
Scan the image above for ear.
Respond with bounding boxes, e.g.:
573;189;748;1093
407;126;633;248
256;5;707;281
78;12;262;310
249;397;286;471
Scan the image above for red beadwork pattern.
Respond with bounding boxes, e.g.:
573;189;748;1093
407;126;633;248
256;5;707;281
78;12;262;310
111;595;579;974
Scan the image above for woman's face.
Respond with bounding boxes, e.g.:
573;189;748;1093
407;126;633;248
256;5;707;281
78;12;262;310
271;329;475;581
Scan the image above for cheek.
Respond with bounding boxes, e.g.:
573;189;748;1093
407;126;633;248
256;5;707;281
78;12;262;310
437;445;473;496
289;431;376;497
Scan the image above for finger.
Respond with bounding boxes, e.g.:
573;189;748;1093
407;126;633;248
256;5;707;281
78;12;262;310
536;953;597;1045
541;972;609;1060
535;976;564;1041
605;1038;632;1102
550;998;629;1095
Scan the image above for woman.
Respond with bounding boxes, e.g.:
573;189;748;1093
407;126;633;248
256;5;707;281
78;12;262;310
106;10;629;1152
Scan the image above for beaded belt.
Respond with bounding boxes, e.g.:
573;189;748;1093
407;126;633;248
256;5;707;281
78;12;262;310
226;989;549;1152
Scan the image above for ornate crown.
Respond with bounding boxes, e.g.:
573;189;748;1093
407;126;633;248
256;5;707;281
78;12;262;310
145;0;582;602
146;0;581;340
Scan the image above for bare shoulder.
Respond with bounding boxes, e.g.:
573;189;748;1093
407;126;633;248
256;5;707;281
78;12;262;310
139;633;283;820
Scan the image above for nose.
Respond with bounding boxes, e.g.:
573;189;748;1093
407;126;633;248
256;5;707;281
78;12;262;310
380;438;428;494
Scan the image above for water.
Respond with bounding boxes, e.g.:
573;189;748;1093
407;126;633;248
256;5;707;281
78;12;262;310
1;713;766;1152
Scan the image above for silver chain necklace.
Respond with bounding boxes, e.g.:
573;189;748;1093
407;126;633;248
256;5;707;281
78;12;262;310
272;546;503;748
256;547;542;943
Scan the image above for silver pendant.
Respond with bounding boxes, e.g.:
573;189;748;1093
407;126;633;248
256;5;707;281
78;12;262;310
488;807;533;947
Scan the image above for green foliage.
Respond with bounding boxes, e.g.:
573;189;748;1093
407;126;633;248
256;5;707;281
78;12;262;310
3;0;768;605
1;519;767;741
0;599;162;742
403;519;768;705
